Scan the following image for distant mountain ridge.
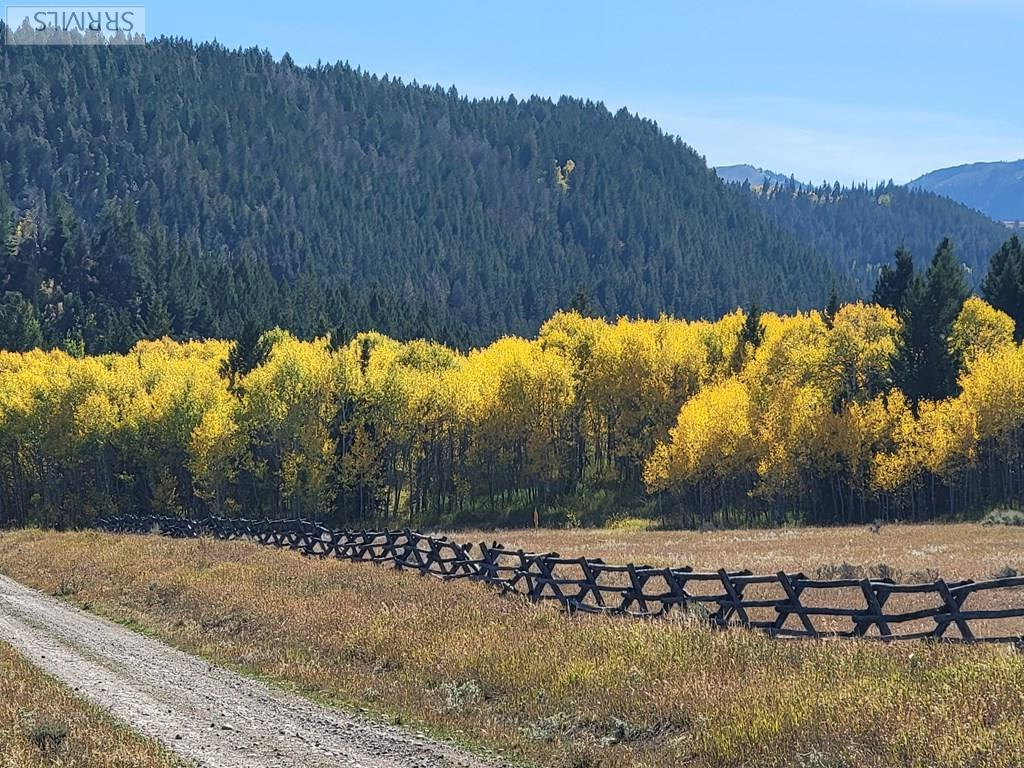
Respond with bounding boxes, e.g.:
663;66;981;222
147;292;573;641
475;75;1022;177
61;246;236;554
716;162;1010;293
715;164;805;189
910;160;1024;222
738;180;1010;293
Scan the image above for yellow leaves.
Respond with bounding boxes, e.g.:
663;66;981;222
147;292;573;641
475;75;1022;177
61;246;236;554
0;303;1021;517
950;297;1014;369
459;337;576;481
742;310;829;398
959;344;1024;445
241;333;334;428
74;390;121;442
553;159;575;191
826;302;900;402
872;394;978;492
919;399;978;480
644;379;753;492
189;404;241;492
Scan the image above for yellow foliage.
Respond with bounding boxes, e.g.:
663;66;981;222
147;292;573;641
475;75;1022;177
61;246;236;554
1;302;1022;522
644;379;753;492
950;297;1014;368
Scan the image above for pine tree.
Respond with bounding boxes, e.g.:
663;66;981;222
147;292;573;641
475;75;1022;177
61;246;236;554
740;303;765;348
895;238;969;403
568;288;596;317
0;291;44;351
823;282;840;329
981;235;1024;342
872;245;915;314
732;303;765;372
144;292;174;338
220;322;271;394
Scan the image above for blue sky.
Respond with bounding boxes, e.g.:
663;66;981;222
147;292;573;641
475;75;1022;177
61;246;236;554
136;0;1023;184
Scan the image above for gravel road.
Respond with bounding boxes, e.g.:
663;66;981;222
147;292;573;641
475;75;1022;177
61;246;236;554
0;574;508;768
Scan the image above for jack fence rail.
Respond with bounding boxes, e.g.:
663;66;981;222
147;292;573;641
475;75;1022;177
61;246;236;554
94;514;1024;645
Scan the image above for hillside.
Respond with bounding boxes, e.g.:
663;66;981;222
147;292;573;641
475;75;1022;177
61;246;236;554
737;179;1010;291
911;159;1024;222
0;32;834;353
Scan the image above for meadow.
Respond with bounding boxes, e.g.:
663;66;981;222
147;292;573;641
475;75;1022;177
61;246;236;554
0;640;182;768
1;526;1022;768
451;521;1024;581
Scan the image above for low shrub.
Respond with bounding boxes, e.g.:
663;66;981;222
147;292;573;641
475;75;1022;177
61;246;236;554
982;508;1024;526
25;718;68;755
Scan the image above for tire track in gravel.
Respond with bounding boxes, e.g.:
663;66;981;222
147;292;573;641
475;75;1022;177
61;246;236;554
0;574;509;768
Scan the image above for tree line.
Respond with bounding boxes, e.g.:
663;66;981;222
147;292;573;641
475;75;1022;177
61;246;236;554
3;235;1024;529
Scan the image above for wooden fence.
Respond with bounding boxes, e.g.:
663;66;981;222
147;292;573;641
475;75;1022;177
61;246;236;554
94;514;1024;645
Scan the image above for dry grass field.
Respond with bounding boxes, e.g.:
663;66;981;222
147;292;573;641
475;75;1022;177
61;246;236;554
450;522;1024;581
450;522;1024;638
1;527;1023;768
0;640;183;768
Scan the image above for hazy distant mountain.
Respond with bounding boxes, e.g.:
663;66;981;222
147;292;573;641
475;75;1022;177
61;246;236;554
715;164;805;189
738;180;1010;293
910;160;1024;222
719;164;1010;292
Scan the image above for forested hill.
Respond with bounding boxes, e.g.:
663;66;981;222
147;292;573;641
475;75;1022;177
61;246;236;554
735;180;1010;293
911;160;1024;222
0;33;833;353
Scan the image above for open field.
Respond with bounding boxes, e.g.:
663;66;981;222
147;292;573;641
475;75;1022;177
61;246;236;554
447;522;1024;639
449;522;1024;581
1;529;1024;768
0;640;183;768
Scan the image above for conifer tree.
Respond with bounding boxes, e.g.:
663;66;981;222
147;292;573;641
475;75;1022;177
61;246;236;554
220;322;271;394
144;292;174;338
732;303;765;372
872;244;915;314
0;292;44;351
824;282;840;328
895;238;969;402
740;303;765;348
981;235;1024;342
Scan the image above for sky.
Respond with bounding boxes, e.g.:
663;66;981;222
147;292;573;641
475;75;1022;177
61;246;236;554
131;0;1023;184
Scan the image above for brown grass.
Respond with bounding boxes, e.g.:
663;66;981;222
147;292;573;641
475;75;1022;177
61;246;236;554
449;522;1024;637
0;639;183;768
450;522;1024;580
1;528;1023;768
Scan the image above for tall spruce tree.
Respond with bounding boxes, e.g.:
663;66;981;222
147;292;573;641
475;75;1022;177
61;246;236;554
895;238;969;403
731;302;765;372
872;244;915;314
220;322;272;394
982;235;1024;342
823;282;840;328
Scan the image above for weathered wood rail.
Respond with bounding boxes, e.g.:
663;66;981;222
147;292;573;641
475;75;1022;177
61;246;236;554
94;514;1024;644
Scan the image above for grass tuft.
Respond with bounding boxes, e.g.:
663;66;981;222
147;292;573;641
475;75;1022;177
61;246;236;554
25;717;68;754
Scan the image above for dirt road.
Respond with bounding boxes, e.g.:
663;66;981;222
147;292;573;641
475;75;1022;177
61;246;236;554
0;574;507;768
